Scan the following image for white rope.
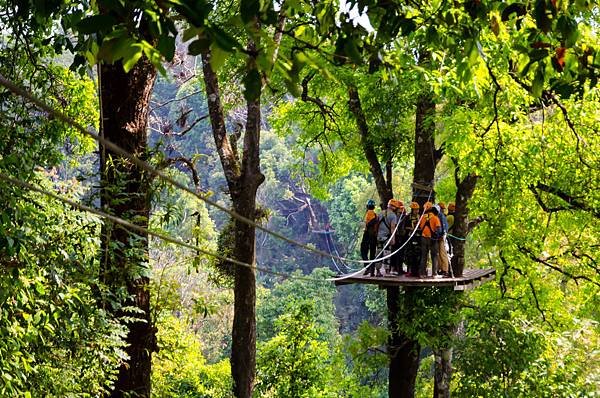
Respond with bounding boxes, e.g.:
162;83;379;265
332;191;433;281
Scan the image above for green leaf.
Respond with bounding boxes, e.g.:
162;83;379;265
210;25;240;52
243;68;261;102
529;48;549;62
284;78;302;97
122;47;144;73
557;16;579;48
398;17;417;36
166;0;209;27
240;0;259;24
209;43;229;71
344;38;363;64
182;26;201;42
98;36;143;66
157;35;175;61
75;15;116;35
188;38;210;56
532;64;544;97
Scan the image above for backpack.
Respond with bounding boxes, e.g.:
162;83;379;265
366;215;379;237
423;215;443;240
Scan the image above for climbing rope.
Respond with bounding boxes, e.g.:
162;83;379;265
447;233;467;241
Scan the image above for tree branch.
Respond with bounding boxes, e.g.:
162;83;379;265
499;252;553;330
534;183;599;217
348;84;392;203
519;246;600;288
161;156;200;188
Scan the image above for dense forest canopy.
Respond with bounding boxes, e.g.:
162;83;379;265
0;0;598;397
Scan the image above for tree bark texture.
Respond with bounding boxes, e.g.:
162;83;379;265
201;44;264;398
348;85;393;206
451;173;478;277
99;57;157;397
412;91;437;205
433;347;453;398
387;287;421;398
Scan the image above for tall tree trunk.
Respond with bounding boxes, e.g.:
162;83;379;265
348;83;425;398
388;287;421;397
201;40;264;397
99;56;157;397
451;172;478;277
386;68;440;398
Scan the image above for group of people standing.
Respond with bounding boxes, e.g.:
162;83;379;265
360;198;456;278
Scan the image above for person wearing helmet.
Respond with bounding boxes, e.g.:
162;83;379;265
369;199;397;277
390;200;407;275
437;202;451;277
403;201;421;277
419;201;443;278
446;202;456;258
360;199;378;268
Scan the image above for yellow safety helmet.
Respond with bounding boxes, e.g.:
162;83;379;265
448;202;456;212
438;202;446;209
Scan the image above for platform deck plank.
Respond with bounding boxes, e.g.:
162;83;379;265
334;268;496;291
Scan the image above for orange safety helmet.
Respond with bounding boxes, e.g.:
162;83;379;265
410;201;420;209
388;199;403;209
423;201;433;211
448;202;456;212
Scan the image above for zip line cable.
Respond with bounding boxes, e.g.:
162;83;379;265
324;232;347;274
330;238;352;271
0;172;335;284
0;74;448;276
0;74;398;267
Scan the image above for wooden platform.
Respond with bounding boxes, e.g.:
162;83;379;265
334;268;496;291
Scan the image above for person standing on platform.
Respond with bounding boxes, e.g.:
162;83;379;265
360;199;378;263
390;200;406;275
371;200;397;277
446;202;456;257
419;202;442;278
437;202;451;277
404;202;422;277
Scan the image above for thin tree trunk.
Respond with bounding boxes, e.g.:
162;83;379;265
99;56;157;397
201;41;264;397
433;348;453;398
